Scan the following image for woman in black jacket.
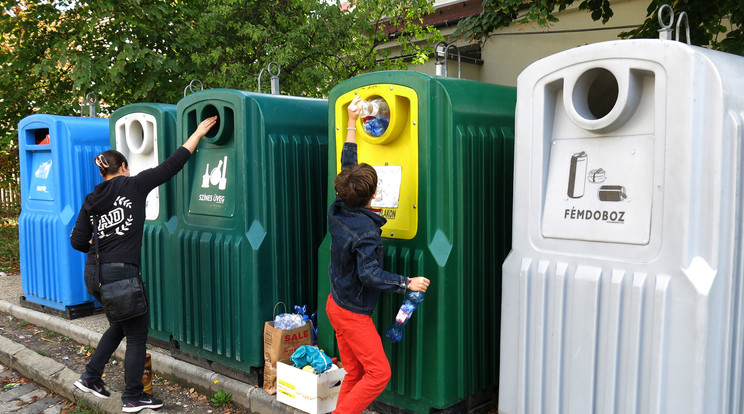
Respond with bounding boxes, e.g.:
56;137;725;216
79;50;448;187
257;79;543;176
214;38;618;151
70;116;217;413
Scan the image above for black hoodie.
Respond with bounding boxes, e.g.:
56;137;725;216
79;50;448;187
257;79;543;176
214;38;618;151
70;147;192;266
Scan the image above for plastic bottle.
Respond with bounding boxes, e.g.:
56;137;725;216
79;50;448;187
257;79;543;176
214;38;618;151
385;290;425;343
350;98;390;137
360;99;389;118
363;116;390;137
274;313;306;330
142;352;153;395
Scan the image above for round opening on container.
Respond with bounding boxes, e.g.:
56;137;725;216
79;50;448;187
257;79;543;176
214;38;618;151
126;120;146;152
360;96;390;137
572;68;619;120
201;105;220;139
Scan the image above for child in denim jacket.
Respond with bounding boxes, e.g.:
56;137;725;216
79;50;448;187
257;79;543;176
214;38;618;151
325;97;430;414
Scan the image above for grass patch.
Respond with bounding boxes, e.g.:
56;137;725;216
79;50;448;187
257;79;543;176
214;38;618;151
211;389;233;408
68;398;105;414
0;214;19;274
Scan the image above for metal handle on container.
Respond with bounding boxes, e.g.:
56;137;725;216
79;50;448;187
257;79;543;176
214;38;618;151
657;4;674;40
258;62;281;95
675;11;691;45
434;41;462;79
183;79;204;97
658;4;691;44
81;92;97;117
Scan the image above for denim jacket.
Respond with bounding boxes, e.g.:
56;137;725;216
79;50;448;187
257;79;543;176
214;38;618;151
328;143;408;315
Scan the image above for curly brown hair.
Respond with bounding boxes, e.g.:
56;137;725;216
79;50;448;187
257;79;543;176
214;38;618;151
334;163;377;208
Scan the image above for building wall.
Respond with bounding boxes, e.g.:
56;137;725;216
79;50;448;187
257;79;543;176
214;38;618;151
402;0;650;86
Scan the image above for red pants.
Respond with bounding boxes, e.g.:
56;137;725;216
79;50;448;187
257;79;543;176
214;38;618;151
326;294;391;414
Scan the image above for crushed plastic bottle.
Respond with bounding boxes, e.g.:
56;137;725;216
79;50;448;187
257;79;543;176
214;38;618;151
385;290;425;343
274;313;306;330
350;98;391;137
360;99;389;118
363;116;390;137
294;305;318;344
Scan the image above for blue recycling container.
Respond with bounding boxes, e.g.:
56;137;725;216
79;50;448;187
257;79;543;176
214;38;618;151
17;114;110;318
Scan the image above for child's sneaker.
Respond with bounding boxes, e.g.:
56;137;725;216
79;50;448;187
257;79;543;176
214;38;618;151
122;393;164;412
74;378;111;399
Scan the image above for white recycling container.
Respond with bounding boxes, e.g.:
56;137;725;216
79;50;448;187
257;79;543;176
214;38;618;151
112;105;176;220
108;103;179;344
500;39;744;414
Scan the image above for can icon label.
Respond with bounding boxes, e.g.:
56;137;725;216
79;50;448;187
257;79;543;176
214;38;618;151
598;185;627;201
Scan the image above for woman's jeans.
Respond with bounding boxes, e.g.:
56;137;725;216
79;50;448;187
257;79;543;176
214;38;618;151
82;263;148;401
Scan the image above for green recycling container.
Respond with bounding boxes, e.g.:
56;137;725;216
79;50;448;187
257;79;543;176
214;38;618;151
171;89;328;371
317;71;516;412
109;103;179;343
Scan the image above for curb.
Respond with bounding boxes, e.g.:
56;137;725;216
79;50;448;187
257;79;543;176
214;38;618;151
0;299;299;414
0;334;137;413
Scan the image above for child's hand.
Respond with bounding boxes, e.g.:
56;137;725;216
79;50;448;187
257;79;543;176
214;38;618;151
408;276;430;293
348;96;362;122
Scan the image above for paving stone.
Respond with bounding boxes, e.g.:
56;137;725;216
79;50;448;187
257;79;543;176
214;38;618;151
0;398;23;412
19;387;48;403
42;403;67;414
42;403;66;414
16;397;62;414
0;366;14;381
0;383;36;403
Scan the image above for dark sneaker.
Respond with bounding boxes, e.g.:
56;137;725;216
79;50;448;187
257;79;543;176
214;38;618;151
74;378;111;399
122;393;163;412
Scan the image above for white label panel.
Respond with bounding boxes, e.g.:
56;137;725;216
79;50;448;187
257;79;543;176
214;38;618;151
541;135;654;245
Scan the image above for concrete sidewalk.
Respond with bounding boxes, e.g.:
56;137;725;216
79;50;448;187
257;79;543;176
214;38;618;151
0;298;301;414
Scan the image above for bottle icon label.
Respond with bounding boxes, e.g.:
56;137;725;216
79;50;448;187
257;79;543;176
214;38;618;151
567;151;588;198
189;150;235;218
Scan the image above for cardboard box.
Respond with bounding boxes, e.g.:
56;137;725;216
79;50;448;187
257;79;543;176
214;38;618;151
276;358;346;414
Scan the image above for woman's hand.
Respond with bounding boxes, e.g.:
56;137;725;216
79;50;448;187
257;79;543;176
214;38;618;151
182;116;218;153
195;116;218;138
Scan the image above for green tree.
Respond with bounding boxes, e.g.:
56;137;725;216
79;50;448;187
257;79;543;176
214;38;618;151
455;0;744;55
0;0;441;150
0;0;194;149
183;0;441;97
